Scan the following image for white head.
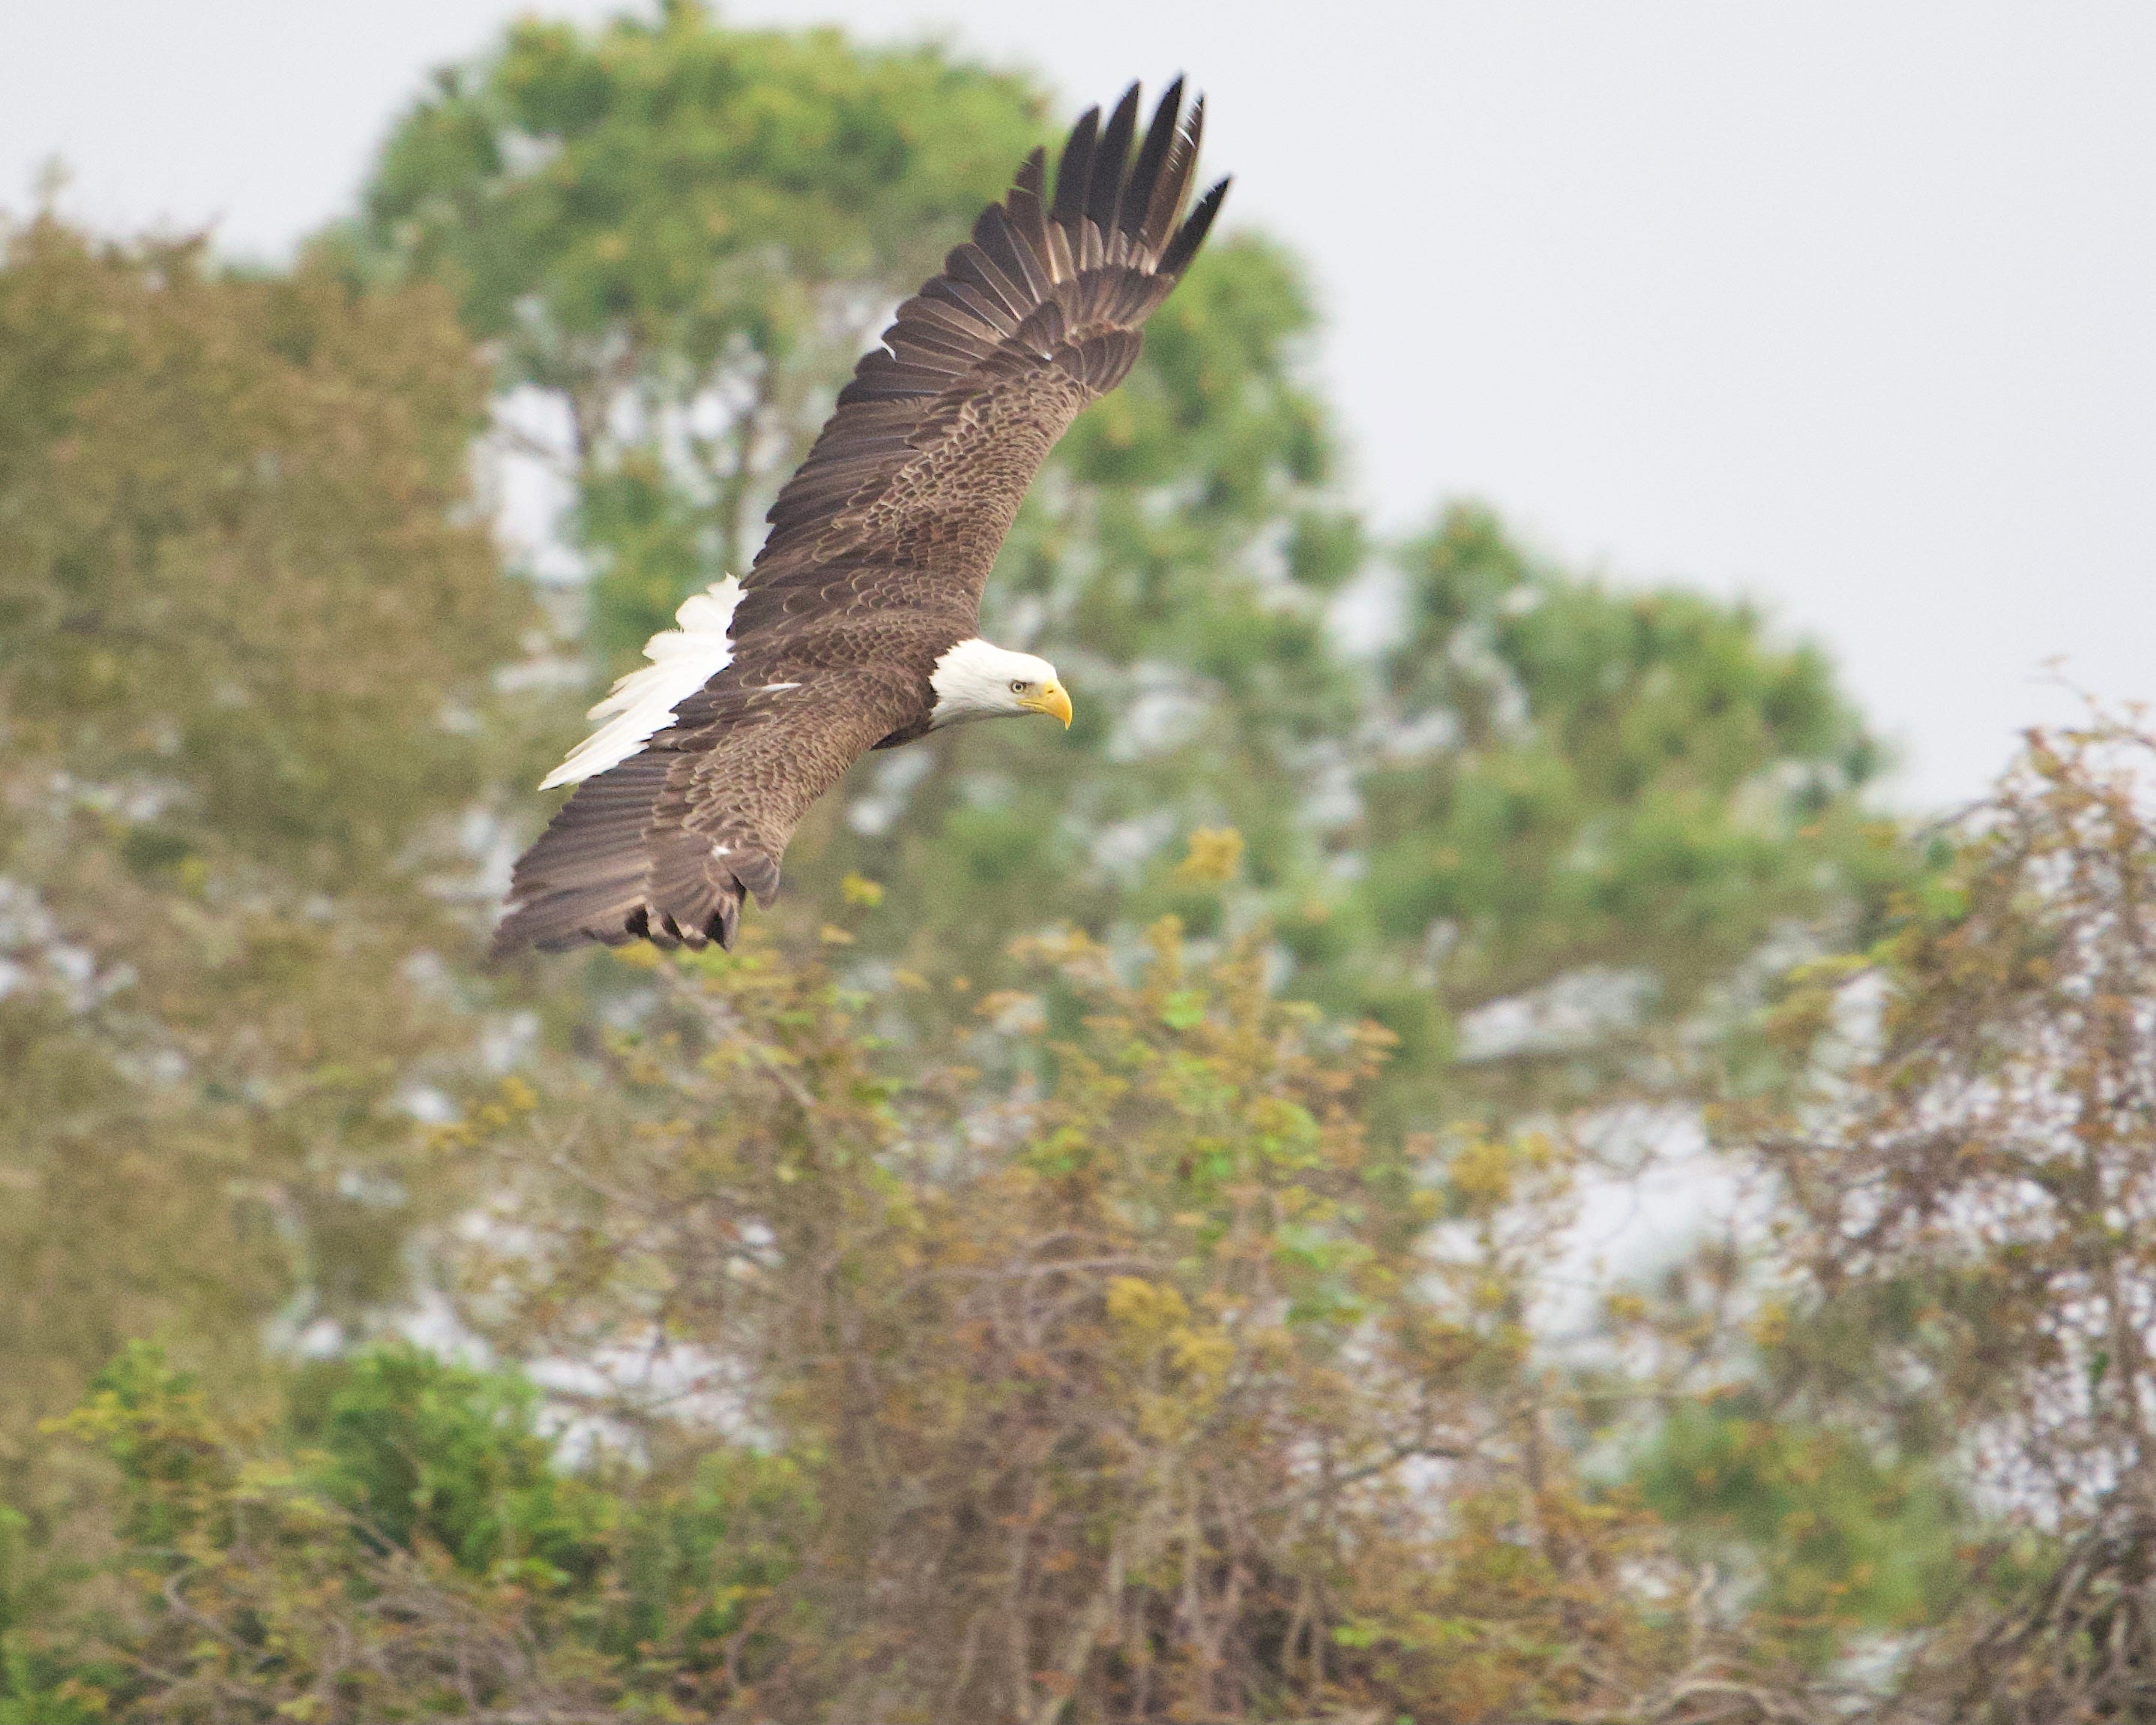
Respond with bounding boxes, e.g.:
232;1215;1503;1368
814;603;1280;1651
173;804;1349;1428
927;637;1073;730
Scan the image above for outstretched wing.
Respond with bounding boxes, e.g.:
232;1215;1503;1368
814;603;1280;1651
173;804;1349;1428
491;660;921;955
491;82;1226;958
727;76;1228;648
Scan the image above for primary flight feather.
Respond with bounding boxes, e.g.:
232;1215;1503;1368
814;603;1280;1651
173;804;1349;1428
491;80;1228;958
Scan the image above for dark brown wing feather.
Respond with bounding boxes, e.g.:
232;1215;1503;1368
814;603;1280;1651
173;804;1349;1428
490;662;922;955
732;77;1229;646
491;85;1226;959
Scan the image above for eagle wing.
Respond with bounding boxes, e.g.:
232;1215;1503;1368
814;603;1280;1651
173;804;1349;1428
491;82;1226;958
493;662;924;954
729;78;1227;649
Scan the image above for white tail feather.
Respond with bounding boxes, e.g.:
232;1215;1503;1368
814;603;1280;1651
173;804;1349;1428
539;577;741;789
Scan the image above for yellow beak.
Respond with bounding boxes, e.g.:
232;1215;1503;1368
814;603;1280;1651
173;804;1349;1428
1022;679;1074;728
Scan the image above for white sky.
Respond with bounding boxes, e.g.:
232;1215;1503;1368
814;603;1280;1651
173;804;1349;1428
5;1;2152;810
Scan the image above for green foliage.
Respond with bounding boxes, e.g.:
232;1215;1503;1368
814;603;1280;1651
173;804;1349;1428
15;1337;813;1721
0;217;539;1487
600;1445;814;1694
1633;1395;1963;1657
39;1343;557;1721
0;13;2058;1721
1724;720;2156;1717
1339;505;1901;1110
288;1345;608;1583
360;1;1040;352
436;926;1687;1721
64;1343;235;1556
348;6;1897;1143
343;0;1045;641
0;1476;100;1722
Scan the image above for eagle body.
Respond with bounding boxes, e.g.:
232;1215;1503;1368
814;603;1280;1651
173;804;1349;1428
492;82;1227;957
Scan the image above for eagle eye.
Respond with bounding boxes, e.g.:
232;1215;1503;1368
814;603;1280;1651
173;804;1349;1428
1010;679;1027;693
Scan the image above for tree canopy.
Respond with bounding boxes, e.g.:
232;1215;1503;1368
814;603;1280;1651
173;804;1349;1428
0;217;537;1494
339;1;1900;1125
343;1;1045;644
0;7;2118;1722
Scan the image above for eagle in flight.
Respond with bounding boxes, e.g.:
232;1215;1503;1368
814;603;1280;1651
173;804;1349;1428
491;81;1226;957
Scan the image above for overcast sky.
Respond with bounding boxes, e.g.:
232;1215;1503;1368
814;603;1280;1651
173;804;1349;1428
6;1;2152;809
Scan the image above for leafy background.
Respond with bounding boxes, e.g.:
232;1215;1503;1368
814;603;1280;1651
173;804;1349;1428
1;7;2146;1721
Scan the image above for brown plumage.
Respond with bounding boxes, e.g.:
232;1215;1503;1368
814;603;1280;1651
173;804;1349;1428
491;82;1227;958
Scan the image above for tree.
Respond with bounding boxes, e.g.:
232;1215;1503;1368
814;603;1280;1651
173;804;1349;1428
0;16;1970;1721
0;217;536;1490
343;5;1367;993
352;10;1898;1138
10;1343;610;1723
343;0;1046;651
17;927;1697;1723
443;926;1708;1722
1332;505;1899;1119
1738;716;2156;1720
36;714;2138;1716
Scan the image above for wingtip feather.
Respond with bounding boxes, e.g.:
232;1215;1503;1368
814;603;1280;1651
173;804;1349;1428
1052;106;1100;226
1088;83;1142;232
1123;76;1185;246
1157;175;1228;280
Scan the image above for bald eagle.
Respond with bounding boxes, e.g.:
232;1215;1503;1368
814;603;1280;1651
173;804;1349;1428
490;81;1226;957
